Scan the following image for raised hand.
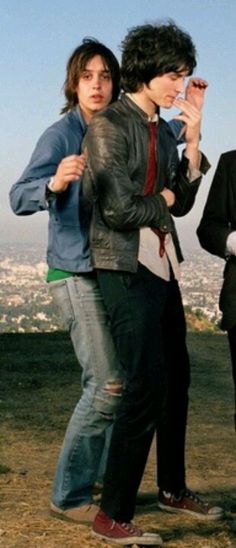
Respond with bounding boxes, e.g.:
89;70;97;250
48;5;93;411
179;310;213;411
173;77;208;144
173;97;202;147
185;77;208;111
52;154;86;192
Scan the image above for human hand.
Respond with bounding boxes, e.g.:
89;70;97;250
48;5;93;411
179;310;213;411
173;97;202;147
52;154;86;192
185;78;208;111
175;78;208;141
160;187;175;207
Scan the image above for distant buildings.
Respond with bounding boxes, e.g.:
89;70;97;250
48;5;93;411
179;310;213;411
0;244;224;333
180;250;223;325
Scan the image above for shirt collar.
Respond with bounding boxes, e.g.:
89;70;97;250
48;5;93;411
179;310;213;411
75;105;88;131
148;113;158;123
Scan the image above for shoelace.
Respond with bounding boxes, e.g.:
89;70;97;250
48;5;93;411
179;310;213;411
184;489;209;509
119;522;142;535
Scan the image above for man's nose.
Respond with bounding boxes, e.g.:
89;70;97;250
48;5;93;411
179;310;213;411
92;77;101;88
176;79;185;94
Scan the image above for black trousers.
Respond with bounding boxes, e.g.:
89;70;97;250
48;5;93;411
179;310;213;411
226;325;236;430
97;264;190;522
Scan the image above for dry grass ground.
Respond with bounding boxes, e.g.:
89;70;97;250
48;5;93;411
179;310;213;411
0;331;236;547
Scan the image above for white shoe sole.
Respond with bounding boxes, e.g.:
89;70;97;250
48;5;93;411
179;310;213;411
92;529;163;545
158;501;223;521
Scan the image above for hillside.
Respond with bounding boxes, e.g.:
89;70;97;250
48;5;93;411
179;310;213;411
0;331;236;547
0;246;224;333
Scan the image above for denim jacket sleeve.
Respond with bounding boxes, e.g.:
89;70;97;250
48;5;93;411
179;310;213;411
9;126;69;215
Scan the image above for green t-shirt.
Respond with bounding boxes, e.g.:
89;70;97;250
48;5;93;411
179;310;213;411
47;268;74;282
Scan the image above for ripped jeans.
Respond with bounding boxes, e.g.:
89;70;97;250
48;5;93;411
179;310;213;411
48;274;122;509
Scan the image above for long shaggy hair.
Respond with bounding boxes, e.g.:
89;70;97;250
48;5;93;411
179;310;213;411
61;38;120;113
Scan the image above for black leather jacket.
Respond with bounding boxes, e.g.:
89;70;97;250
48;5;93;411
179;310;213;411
197;151;236;330
83;94;208;273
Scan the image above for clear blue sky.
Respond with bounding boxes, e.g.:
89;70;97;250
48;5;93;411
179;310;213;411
1;0;236;249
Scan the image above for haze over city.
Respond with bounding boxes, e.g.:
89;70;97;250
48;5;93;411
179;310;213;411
1;0;236;252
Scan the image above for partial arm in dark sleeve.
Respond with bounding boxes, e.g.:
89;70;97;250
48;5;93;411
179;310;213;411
169;151;210;217
197;154;231;258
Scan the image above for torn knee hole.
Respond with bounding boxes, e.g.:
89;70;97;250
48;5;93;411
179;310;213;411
104;381;123;395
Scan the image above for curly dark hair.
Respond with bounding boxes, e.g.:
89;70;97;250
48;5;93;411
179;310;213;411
61;38;120;113
120;21;197;92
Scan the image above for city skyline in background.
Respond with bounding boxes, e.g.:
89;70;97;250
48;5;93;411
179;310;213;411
1;0;236;252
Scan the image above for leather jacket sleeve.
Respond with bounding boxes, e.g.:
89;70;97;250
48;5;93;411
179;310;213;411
83;115;172;232
83;111;209;231
169;151;209;217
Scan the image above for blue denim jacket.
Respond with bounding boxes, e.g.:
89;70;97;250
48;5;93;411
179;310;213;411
9;107;183;272
9;108;93;272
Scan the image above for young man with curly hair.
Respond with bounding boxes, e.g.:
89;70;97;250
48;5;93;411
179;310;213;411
83;22;222;545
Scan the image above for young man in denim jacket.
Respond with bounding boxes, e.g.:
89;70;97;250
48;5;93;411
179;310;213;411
9;39;123;524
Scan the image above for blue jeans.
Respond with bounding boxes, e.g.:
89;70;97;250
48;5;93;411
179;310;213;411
48;274;122;509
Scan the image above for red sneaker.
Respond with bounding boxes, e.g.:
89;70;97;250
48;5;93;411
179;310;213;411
92;510;163;545
158;488;223;520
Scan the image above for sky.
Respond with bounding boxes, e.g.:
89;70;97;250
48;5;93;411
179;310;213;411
1;0;236;251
